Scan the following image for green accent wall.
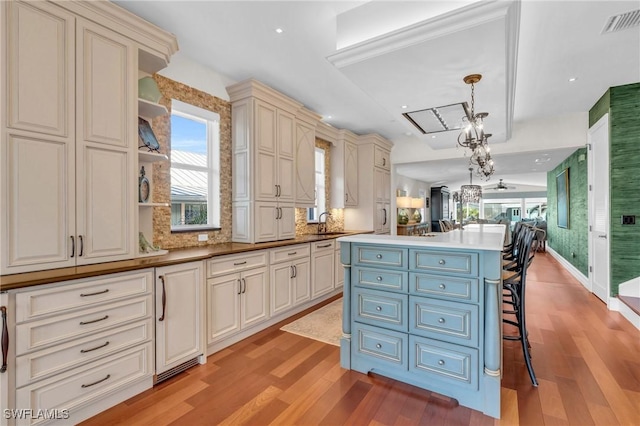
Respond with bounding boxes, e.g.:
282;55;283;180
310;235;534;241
609;83;640;295
547;148;588;276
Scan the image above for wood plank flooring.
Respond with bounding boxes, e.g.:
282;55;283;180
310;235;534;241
81;252;640;425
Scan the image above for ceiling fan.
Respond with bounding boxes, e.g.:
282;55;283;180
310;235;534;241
492;179;517;191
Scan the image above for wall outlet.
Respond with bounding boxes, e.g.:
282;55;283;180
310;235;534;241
198;234;208;242
621;215;636;225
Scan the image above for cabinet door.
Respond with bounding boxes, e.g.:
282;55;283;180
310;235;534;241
295;121;315;206
254;202;278;243
241;267;269;329
375;202;390;234
293;259;311;305
375;168;391;203
345;141;358;206
76;20;136;264
155;262;203;375
6;0;75;136
312;251;335;298
270;263;293;316
254;100;277;201
374;146;390;171
278;204;296;240
276;110;295;202
207;274;241;343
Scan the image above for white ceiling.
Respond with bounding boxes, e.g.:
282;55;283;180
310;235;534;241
115;0;640;190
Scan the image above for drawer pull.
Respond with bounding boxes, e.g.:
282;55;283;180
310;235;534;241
438;318;446;324
376;343;382;349
80;341;110;353
376;254;382;259
158;275;167;322
80;289;109;297
81;374;111;388
439;284;446;290
234;261;247;266
376;276;383;281
438;259;446;265
318;243;332;248
79;315;109;326
375;306;382;311
438;360;445;366
288;251;297;256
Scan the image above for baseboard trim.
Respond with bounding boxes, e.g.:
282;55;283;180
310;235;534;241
612;297;640;330
546;246;590;290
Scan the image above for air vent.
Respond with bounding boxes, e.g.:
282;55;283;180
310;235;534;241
403;102;469;135
602;9;640;34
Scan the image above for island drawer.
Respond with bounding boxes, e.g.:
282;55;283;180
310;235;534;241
353;323;407;369
354;246;407;269
353;287;408;332
409;296;478;347
409;335;478;391
410;273;479;303
354;267;408;293
409;249;478;276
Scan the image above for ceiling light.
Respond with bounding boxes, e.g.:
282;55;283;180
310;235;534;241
275;28;284;34
460;167;482;203
401;105;408;109
458;74;494;180
431;135;436;139
568;77;577;82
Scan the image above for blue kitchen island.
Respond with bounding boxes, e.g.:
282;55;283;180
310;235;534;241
337;225;505;418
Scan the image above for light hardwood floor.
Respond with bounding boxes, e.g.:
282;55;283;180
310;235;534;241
81;252;640;425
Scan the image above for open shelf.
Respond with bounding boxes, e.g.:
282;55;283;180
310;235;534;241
138;150;168;163
138;98;167;119
138;202;169;208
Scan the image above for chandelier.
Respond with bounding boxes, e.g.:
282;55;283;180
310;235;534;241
460;167;482;203
458;74;494;180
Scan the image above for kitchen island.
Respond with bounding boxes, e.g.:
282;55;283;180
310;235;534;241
337;225;506;418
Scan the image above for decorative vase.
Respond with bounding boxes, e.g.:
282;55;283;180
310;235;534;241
398;210;409;225
412;209;422;223
138;76;162;103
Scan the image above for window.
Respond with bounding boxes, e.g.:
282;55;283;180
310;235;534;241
307;147;326;222
170;100;220;231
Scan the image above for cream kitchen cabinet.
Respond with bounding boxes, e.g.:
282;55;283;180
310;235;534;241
206;252;269;343
335;244;345;290
311;240;336;298
294;108;321;207
1;1;137;274
154;262;205;381
0;292;9;426
229;80;304;243
12;270;154;425
269;244;311;316
330;129;359;208
344;134;393;234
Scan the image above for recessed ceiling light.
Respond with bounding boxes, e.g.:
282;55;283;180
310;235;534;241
326;115;332;119
568;77;577;82
404;132;412;136
275;28;284;34
431;135;436;139
401;105;408;109
535;157;551;164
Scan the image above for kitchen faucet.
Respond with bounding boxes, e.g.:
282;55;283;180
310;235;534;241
317;211;332;234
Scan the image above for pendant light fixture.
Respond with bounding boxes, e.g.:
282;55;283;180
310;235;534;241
460;167;482;203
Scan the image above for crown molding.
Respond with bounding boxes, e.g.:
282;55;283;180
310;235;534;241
227;79;303;113
316;121;339;144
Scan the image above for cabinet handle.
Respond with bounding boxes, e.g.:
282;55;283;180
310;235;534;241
78;235;84;257
438;259;446;265
293;265;297;278
438;360;445;366
158;275;166;322
279;207;283;219
234;261;247;266
79;315;109;325
376;254;382;259
290;266;295;279
237;279;242;295
70;236;75;258
1;306;7;373
376;343;382;349
80;341;110;353
81;374;111;388
318;243;331;248
376;276;382;281
80;289;109;297
375;306;382;311
288;251;297;256
383;208;387;225
383;158;386;166
275;185;281;197
439;284;446;290
345;194;348;202
242;278;246;294
438;318;445;324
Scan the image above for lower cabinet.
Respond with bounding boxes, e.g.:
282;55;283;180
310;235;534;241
335;244;344;289
207;263;269;344
11;270;154;425
269;244;311;316
311;240;335;298
154;261;205;377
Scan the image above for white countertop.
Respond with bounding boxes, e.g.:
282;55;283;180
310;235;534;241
338;224;506;252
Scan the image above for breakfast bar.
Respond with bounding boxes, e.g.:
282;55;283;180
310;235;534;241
338;224;506;418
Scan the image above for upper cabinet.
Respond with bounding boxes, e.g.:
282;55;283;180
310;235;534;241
295;108;321;208
330;129;359;209
0;0;177;274
228;80;320;244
